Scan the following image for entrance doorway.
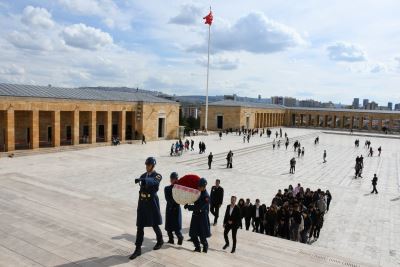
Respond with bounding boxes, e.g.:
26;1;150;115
158;117;165;138
217;115;223;129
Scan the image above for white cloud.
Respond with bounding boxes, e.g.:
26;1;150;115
189;12;305;54
58;0;132;30
169;4;202;25
21;6;54;29
370;63;386;73
8;30;53;51
196;55;240;70
326;42;367;62
0;64;25;75
62;23;113;50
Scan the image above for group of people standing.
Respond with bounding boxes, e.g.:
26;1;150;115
235;184;331;244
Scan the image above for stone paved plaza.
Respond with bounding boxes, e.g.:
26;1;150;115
0;128;399;267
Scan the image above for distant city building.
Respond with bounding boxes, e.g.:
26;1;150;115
366;101;378;110
363;99;369;109
271;96;284;105
283;97;297;107
299;99;321;108
352;98;359;109
388;102;393;110
395;103;400;111
271;96;297;106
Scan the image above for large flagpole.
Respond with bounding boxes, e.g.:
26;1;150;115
204;20;211;132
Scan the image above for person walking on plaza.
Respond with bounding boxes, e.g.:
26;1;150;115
208;152;213;169
184;178;211;253
290;157;296;174
226;150;233;168
129;157;163;260
141;134;146;144
368;147;374;157
323;150;327;163
272;139;276;150
219;131;223;140
371;174;378;194
223;196;241;253
325;190;332;212
210;179;224;225
164;172;183;245
378;146;382;156
280;128;282;138
191;139;194;151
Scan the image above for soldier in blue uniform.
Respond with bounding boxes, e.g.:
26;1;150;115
164;172;183;245
184;178;211;253
129;157;164;260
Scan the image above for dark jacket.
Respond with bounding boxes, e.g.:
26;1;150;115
187;190;211;238
136;171;162;227
252;205;265;219
164;184;182;232
210;186;224;205
223;204;241;228
244;204;253;218
372;177;378;185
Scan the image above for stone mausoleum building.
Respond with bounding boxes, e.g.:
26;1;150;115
0;84;179;152
201;100;400;132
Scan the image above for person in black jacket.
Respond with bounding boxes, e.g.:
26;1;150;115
208;152;213;169
237;198;245;229
210;179;224;225
371;174;378;194
244;199;253;230
222;196;241;253
252;199;263;233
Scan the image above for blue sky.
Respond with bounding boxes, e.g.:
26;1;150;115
0;0;399;105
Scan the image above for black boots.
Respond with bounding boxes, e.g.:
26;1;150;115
129;247;141;260
167;239;174;244
177;236;183;245
153;240;164;250
202;246;208;253
222;244;229;250
194;247;201;252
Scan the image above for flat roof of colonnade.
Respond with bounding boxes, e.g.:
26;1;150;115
206;100;400;115
0;83;177;104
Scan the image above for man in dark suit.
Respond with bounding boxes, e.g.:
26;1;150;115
210;179;224;225
223;196;241;253
252;199;264;233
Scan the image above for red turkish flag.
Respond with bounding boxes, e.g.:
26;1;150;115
203;11;213;25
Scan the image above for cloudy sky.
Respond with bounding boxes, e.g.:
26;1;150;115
0;0;399;104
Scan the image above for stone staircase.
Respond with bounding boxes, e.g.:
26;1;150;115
0;173;380;267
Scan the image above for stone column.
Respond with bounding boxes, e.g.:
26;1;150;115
131;111;136;139
105;110;112;142
368;117;373;130
5;109;15;152
332;115;336;128
119;110;126;141
340;116;345;128
30;110;39;149
359;116;363;129
72;110;79;145
323;115;328;127
350;116;354;129
315;115;319;127
389;118;394;131
51;110;60;147
89;111;96;144
379;119;383;131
